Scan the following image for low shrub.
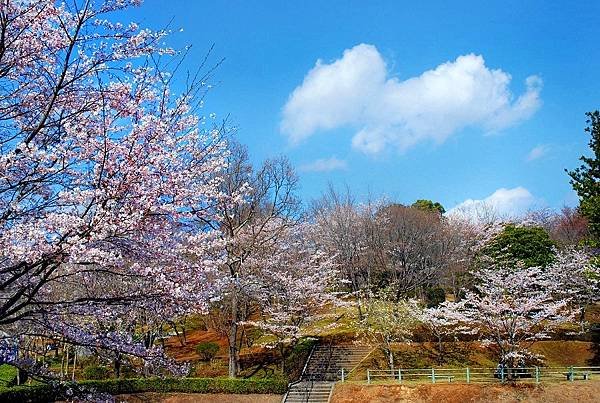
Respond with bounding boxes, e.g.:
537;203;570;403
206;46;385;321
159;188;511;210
82;365;111;380
0;364;18;388
425;286;446;307
195;342;220;361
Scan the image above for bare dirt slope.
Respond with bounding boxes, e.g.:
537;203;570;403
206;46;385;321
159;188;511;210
331;382;600;403
164;329;229;362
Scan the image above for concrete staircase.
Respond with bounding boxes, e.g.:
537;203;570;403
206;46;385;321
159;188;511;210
283;344;372;403
304;344;373;381
283;380;334;403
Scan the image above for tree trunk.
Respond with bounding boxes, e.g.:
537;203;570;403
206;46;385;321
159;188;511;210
580;304;587;332
228;286;240;378
356;299;364;321
228;323;239;378
60;349;65;380
387;349;394;371
279;343;286;373
72;349;77;381
351;275;364;321
65;346;70;379
171;323;185;347
114;353;122;378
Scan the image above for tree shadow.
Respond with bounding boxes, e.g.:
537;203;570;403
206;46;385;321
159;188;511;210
414;342;476;366
390;342;476;368
587;327;600;366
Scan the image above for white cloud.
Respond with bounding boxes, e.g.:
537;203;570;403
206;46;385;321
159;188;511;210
447;187;536;223
299;156;348;172
281;44;542;154
527;144;550;161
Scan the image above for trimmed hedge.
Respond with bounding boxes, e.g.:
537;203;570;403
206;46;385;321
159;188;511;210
0;384;55;402
0;377;288;402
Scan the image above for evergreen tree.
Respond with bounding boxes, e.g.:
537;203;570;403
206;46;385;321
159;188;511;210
412;199;446;215
567;111;600;243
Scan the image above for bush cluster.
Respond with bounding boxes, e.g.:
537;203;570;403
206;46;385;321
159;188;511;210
0;377;288;402
0;364;18;387
195;341;220;361
82;365;111;380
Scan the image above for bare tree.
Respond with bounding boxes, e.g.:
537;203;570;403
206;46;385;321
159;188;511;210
374;204;461;300
550;207;590;247
311;186;373;318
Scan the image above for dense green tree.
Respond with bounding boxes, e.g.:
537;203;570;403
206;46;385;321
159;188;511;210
567;111;600;242
412;199;446;215
482;224;556;268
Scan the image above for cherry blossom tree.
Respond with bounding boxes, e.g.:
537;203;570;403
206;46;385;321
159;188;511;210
201;141;301;377
245;223;338;372
0;0;228;377
419;302;473;365
446;261;574;372
358;295;419;371
549;248;599;330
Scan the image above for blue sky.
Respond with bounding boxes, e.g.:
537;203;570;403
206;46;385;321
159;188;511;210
124;1;599;216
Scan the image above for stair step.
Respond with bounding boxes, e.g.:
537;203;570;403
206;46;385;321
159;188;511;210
286;400;329;402
285;344;372;402
288;393;330;396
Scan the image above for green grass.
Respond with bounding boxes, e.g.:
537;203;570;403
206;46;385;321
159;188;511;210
302;304;360;339
0;364;18;390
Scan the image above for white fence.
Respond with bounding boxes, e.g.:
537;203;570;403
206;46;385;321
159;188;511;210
339;366;600;384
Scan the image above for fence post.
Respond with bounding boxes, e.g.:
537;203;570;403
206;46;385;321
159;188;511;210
341;368;345;383
466;367;470;384
569;366;574;382
432;368;435;383
367;369;371;384
535;366;539;384
398;369;402;383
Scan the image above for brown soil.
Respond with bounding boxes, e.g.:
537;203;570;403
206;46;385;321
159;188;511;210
164;329;229;362
115;393;282;403
530;340;595;366
331;382;600;403
163;327;279;378
163;328;272;362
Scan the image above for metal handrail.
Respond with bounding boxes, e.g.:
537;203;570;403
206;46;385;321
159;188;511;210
327;380;335;403
301;344;316;379
344;344;375;378
282;343;317;403
302;375;315;403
